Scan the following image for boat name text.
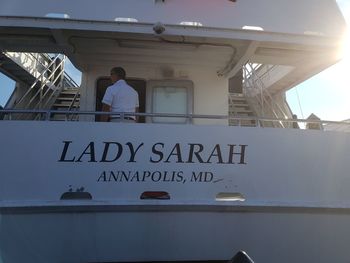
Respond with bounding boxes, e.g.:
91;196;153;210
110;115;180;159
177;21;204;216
58;141;248;165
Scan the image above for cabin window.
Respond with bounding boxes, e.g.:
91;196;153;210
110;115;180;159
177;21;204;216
147;80;193;124
152;86;187;123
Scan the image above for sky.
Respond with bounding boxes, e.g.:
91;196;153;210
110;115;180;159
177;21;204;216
0;73;15;107
0;1;349;120
286;0;350;121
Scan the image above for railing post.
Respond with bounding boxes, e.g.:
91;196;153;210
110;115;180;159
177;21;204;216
256;117;260;127
188;114;193;124
15;53;61;108
45;110;51;121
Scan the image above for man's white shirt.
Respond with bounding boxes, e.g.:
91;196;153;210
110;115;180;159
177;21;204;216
102;79;139;119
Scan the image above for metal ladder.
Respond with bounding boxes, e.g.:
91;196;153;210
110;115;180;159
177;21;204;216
51;86;80;121
228;93;256;127
2;52;80;120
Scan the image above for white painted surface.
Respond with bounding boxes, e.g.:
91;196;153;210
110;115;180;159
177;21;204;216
0;121;350;262
1;211;350;263
0;121;349;208
0;0;346;37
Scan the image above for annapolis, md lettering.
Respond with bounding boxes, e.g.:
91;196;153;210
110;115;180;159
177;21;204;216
96;170;214;184
58;141;247;184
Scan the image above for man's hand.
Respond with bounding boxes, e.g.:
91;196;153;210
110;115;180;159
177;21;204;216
101;103;111;122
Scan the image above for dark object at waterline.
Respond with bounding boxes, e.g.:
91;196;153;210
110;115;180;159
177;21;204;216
229;251;254;263
60;191;92;200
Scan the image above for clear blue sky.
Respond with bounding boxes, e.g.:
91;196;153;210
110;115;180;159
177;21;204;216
0;1;349;120
0;73;15;107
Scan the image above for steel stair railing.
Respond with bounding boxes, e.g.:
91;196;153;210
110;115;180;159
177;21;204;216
3;52;80;120
41;53;79;88
36;59;65;106
13;53;61;108
55;86;81;121
31;53;80;121
244;68;282;127
67;86;81;121
252;64;290;119
62;67;79;88
26;56;66;120
246;63;289;120
243;62;290;128
38;55;80;120
242;69;267;127
9;53;66;120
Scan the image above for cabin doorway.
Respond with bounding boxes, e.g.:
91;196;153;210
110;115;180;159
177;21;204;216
95;78;146;122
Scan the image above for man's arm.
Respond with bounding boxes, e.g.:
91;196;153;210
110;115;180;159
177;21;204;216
101;103;111;122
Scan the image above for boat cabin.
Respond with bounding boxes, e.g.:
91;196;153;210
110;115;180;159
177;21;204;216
0;0;346;127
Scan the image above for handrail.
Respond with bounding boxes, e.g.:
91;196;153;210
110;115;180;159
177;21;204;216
3;52;81;120
26;56;65;108
28;53;78;88
9;53;78;115
26;54;80;115
253;64;289;120
27;53;51;70
243;62;290;128
40;66;65;109
0;109;349;128
14;54;61;107
68;87;81;121
243;66;275;124
21;56;66;120
63;70;79;88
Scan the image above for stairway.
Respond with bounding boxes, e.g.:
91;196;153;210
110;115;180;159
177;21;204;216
228;93;256;127
0;53;36;86
51;87;80;120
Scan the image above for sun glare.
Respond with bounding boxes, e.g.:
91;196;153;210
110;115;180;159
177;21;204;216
341;28;350;61
325;26;349;80
340;4;350;62
329;27;350;89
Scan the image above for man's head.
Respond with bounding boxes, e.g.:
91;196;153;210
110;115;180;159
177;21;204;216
110;67;126;83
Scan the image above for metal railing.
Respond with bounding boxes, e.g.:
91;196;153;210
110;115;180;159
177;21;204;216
32;56;66;111
243;62;290;128
0;109;349;130
25;53;80;118
39;53;79;89
13;54;62;108
3;52;82;121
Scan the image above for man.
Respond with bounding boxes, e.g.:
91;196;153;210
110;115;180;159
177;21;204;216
101;67;139;122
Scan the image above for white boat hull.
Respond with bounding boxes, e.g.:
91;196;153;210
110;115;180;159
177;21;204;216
1;122;350;262
1;206;350;262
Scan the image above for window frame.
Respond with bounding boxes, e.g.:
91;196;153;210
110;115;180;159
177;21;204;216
146;80;194;124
